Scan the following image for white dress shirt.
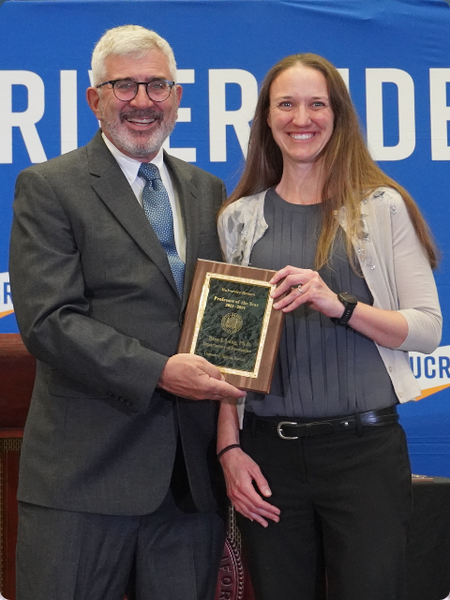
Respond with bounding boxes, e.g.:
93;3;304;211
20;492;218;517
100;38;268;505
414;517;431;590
102;133;186;262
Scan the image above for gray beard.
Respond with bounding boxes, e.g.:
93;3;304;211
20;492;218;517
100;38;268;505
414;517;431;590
102;111;177;159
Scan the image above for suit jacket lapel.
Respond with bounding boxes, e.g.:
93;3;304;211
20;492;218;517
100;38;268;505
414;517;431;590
86;132;179;295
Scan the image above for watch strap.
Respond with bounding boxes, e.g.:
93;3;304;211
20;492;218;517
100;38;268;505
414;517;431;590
331;292;358;326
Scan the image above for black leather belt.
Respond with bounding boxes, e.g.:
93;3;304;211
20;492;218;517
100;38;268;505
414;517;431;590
244;406;399;440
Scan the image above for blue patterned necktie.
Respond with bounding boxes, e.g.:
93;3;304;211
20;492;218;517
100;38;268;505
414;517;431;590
138;162;185;296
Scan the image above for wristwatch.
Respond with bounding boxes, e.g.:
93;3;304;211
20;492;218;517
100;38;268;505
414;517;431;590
331;291;358;326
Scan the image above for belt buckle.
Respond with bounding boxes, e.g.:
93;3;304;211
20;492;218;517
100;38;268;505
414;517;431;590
277;421;300;440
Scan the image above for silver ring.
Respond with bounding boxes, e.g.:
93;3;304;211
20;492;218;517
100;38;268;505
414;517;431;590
297;284;303;294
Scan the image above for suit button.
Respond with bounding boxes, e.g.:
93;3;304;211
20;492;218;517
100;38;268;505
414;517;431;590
119;397;133;406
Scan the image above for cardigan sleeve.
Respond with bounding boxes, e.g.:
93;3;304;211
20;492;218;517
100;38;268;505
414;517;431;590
363;188;442;354
390;194;442;353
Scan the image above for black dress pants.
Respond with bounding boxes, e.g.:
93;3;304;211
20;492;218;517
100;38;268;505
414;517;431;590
238;421;412;600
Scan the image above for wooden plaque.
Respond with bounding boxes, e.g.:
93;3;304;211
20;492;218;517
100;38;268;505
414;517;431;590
178;260;284;393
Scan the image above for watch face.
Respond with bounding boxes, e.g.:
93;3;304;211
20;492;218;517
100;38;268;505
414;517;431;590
338;292;357;305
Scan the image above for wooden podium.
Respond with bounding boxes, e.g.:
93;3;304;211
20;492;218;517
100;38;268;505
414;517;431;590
0;334;253;600
0;334;35;600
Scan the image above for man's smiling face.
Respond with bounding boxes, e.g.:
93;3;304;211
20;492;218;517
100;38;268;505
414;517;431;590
87;49;182;162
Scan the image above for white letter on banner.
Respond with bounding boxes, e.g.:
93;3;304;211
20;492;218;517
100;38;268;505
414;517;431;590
0;70;47;164
337;69;350;90
163;69;196;162
430;69;450;160
61;71;78;154
366;68;415;161
209;69;258;162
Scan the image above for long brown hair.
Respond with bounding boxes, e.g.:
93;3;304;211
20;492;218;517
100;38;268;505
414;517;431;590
221;53;438;269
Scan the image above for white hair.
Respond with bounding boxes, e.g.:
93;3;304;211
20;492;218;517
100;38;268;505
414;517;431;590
91;25;177;85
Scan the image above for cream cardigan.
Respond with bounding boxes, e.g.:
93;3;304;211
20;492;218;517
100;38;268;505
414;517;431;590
218;187;442;403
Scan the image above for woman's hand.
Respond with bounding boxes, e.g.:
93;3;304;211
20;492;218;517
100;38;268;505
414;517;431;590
219;447;281;527
270;265;343;318
270;265;409;348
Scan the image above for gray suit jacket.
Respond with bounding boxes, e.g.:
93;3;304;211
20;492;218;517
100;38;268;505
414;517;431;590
9;131;226;516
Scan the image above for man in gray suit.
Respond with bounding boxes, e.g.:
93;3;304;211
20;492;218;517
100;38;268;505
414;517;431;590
9;25;245;600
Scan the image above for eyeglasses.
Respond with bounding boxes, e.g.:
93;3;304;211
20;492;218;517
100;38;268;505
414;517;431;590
96;78;176;102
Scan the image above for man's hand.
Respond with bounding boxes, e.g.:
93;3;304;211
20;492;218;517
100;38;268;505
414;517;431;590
158;353;246;401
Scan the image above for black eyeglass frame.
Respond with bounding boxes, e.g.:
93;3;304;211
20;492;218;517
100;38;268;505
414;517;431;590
96;78;176;102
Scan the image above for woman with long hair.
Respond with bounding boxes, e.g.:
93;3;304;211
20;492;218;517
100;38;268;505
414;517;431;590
217;53;441;600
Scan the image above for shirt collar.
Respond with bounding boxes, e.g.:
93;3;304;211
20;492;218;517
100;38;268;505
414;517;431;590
101;132;165;185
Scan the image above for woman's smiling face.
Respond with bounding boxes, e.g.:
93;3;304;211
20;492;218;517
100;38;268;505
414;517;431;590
267;65;334;168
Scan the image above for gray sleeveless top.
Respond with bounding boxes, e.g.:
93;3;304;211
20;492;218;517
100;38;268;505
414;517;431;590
246;188;397;418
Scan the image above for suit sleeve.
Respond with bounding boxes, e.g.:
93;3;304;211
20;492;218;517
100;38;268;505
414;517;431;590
9;166;169;414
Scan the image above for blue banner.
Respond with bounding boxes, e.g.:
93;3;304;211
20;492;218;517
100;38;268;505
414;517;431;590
1;0;450;474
